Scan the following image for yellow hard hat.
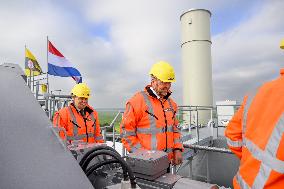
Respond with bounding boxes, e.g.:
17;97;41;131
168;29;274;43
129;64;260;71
280;39;284;49
149;61;176;82
71;83;91;99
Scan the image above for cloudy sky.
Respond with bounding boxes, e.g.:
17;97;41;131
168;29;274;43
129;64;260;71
1;0;284;108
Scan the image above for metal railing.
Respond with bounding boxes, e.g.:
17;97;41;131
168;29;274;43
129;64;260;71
100;110;123;149
178;106;214;143
42;93;72;119
183;143;233;154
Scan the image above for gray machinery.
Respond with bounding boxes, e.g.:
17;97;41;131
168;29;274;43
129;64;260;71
79;147;219;189
68;141;218;188
125;149;218;189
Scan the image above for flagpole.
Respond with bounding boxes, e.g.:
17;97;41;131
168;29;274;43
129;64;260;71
26;45;32;89
47;36;50;94
32;69;35;92
29;67;32;89
25;45;29;88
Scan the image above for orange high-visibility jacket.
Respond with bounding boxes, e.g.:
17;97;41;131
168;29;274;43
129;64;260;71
225;71;284;189
120;86;183;159
53;104;104;144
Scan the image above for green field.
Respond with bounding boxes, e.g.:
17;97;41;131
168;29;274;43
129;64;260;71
97;111;122;133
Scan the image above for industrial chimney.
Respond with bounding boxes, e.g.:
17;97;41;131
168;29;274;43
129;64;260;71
180;9;213;126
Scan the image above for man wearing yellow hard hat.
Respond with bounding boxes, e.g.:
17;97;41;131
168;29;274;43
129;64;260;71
53;83;104;145
120;61;183;166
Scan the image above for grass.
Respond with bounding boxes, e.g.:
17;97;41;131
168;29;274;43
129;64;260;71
97;111;122;133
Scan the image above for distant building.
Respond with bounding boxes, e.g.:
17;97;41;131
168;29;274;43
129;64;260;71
216;100;238;127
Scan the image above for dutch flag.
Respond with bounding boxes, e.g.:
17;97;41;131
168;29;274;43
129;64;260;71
48;40;82;83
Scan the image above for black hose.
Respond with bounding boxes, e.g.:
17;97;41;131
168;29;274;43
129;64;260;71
79;145;128;180
85;159;119;176
79;145;120;167
81;149;137;188
81;149;128;181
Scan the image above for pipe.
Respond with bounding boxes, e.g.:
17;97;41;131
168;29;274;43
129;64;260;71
44;93;72;99
183;144;233;154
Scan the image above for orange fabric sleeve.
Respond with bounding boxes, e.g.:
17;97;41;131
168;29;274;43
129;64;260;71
172;103;184;151
120;102;142;152
53;110;68;141
225;96;247;159
93;111;104;143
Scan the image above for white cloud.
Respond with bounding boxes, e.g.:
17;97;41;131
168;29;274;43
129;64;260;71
1;0;283;109
212;0;284;103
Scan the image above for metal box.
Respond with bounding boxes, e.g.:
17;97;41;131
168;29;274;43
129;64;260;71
68;141;106;162
126;149;169;180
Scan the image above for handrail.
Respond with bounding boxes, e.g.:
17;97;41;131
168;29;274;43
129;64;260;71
100;110;123;149
179;105;213;108
103;111;122;129
184;143;233;154
44;93;72;99
112;111;122;149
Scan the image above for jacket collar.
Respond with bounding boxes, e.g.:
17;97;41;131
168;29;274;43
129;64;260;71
70;103;94;115
145;85;171;100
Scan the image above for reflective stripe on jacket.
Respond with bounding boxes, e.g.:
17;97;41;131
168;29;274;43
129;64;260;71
120;86;183;160
53;104;104;144
225;73;284;189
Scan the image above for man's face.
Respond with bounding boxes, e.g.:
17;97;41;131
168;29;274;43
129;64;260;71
151;78;172;98
73;96;88;110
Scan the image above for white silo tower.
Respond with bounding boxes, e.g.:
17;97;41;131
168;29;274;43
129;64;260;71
180;9;213;126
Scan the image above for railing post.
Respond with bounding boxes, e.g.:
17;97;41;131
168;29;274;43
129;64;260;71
113;123;115;149
189;108;192;134
102;127;106;141
35;81;39;100
122;145;126;157
196;109;199;144
171;165;177;174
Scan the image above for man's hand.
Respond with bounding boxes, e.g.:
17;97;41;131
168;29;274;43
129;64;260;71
172;149;183;165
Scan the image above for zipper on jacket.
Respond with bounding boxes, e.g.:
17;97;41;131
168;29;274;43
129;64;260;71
83;117;88;142
160;101;168;152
